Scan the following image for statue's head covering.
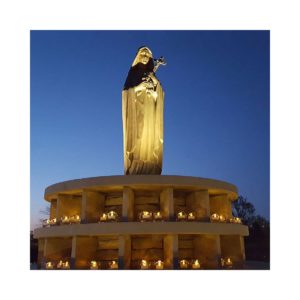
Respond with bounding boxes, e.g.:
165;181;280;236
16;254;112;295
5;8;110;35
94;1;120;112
123;46;155;90
132;46;153;66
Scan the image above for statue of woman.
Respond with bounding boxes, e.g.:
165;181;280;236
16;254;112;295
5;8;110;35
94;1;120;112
122;46;166;175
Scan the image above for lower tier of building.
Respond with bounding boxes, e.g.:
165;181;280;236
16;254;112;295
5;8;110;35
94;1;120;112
35;222;248;270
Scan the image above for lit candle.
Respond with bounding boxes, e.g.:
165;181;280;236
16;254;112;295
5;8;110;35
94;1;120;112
192;259;201;269
153;211;162;221
180;259;188;269
221;258;225;267
43;219;50;227
99;213;108;222
187;212;196;221
219;214;226;223
46;262;53;269
221;257;233;268
155;260;164;270
140;211;152;222
107;211;118;221
177;211;187;221
110;260;118;269
234;217;241;224
57;260;63;269
140;259;149;270
90;261;98;270
225;257;233;267
62;261;70;269
50;218;57;225
210;213;220;222
71;215;81;224
61;216;70;224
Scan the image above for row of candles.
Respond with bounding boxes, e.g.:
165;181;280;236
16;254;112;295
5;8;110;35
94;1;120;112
46;258;232;270
43;215;81;226
179;259;201;269
99;211;119;222
221;257;233;268
43;212;242;225
210;213;242;224
100;211;165;222
90;259;166;270
140;259;164;269
138;211;198;222
90;260;118;270
46;260;70;270
90;259;201;270
138;211;163;222
176;211;197;221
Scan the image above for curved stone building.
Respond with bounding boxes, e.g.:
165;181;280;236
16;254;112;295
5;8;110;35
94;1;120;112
34;175;248;270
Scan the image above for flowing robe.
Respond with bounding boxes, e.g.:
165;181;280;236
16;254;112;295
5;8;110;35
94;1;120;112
122;80;164;175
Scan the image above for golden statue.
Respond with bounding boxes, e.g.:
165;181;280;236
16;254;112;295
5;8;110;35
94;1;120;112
122;47;166;175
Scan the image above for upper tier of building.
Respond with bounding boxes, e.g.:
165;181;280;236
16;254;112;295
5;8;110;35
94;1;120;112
44;175;238;201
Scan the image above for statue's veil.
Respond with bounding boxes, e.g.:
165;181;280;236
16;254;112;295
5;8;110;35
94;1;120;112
132;47;153;67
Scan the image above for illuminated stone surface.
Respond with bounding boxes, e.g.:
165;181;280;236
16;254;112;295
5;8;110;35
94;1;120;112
34;175;248;270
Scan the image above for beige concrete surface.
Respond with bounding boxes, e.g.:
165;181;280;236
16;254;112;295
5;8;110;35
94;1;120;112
34;222;248;239
44;175;238;201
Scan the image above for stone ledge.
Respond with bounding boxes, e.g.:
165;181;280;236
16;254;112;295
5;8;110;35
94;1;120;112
34;222;248;238
44;175;238;201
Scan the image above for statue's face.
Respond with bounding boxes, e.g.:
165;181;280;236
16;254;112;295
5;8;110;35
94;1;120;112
138;49;151;64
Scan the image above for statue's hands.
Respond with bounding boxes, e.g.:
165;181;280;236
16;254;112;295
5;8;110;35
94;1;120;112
134;74;157;93
134;81;149;92
138;77;154;89
146;73;158;85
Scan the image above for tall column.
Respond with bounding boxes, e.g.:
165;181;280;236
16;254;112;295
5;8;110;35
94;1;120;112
194;234;221;269
50;200;57;220
228;195;233;218
122;187;134;221
160;188;174;221
56;195;61;222
81;192;87;222
70;236;77;270
164;234;178;269
118;235;131;269
186;190;210;221
210;194;232;219
216;235;222;269
40;238;48;269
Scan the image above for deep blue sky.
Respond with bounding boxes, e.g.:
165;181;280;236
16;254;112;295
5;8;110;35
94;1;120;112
30;30;269;229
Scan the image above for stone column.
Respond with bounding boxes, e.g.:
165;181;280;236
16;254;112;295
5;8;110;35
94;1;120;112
40;238;47;269
160;188;174;221
56;195;61;222
215;235;222;269
70;236;77;270
220;235;245;268
122;187;134;221
194;234;221;269
164;234;178;269
50;200;57;220
186;190;210;221
118;235;131;269
210;194;232;219
81;192;87;222
81;190;105;223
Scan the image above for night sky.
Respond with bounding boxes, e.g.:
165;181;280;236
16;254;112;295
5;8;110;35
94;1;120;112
30;30;269;229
